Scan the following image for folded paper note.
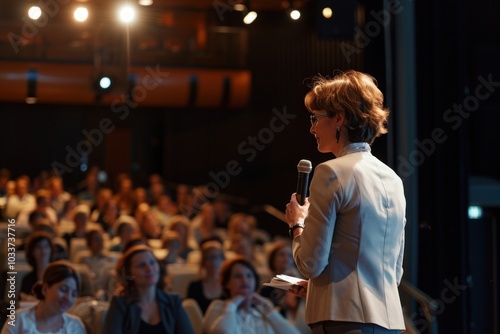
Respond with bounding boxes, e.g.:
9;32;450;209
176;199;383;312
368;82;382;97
263;274;307;290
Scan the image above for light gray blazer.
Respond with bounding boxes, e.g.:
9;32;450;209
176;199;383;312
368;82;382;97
292;143;406;330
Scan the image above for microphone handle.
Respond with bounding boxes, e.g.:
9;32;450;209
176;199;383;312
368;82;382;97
296;172;310;205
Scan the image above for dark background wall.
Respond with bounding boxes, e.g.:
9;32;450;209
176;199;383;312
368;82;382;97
1;0;500;332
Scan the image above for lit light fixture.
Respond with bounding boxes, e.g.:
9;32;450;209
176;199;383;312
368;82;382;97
322;7;333;19
234;4;246;11
118;5;136;24
290;9;301;20
468;206;483;219
138;0;153;6
99;76;112;90
243;11;257;24
28;6;42;20
74;7;89;22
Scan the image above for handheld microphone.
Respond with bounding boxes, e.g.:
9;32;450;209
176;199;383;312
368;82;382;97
296;159;312;205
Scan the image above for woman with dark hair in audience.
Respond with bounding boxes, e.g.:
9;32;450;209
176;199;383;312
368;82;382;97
104;244;194;334
1;260;86;334
19;231;54;301
186;240;225;314
202;256;300;334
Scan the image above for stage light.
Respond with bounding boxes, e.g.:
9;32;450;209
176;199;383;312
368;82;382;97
74;7;89;22
99;76;112;90
243;11;257;24
118;5;136;23
290;9;301;20
322;7;333;19
468;206;483;219
234;4;246;11
138;0;153;5
28;6;42;20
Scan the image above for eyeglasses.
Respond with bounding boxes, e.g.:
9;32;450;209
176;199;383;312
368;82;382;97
309;112;329;126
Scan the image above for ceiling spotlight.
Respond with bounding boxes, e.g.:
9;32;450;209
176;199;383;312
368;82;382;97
138;0;153;6
234;4;246;11
322;7;333;19
74;7;89;22
118;5;136;24
290;9;301;20
243;11;257;24
99;76;112;90
28;6;42;20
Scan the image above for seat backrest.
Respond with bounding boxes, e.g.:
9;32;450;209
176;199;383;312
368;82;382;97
182;298;203;334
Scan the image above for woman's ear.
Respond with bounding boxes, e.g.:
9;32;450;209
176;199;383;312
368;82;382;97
41;282;49;297
336;112;346;126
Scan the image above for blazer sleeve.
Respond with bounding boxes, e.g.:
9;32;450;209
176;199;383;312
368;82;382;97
292;163;341;278
103;296;127;334
396;218;406;284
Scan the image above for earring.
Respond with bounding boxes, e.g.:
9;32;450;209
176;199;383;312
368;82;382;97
335;126;341;143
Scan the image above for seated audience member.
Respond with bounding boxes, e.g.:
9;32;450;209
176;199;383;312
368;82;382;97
113;175;136;216
140;211;162;240
19;231;54;301
1;261;86;334
186;240;225;314
104;245;194;334
260;241;308;332
58;196;79;228
90;187;113;222
167;215;195;260
17;190;58;228
202;257;300;334
30;219;68;260
190;202;228;246
97;198;120;235
109;218;138;252
134;187;148;206
63;210;89;249
3;177;36;220
77;229;114;293
151;194;177;229
48;176;72;219
161;230;185;265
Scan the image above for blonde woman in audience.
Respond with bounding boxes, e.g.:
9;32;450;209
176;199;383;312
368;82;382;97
140;211;162;240
1;261;86;334
167;215;194;260
202;256;300;334
104;244;194;334
186;240;225;314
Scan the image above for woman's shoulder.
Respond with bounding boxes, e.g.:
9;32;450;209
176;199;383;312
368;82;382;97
62;312;86;330
156;289;183;304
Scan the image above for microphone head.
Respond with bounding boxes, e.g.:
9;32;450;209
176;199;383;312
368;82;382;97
297;159;312;173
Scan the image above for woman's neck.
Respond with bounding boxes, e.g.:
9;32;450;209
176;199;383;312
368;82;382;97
36;265;48;280
35;302;61;323
137;285;156;303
